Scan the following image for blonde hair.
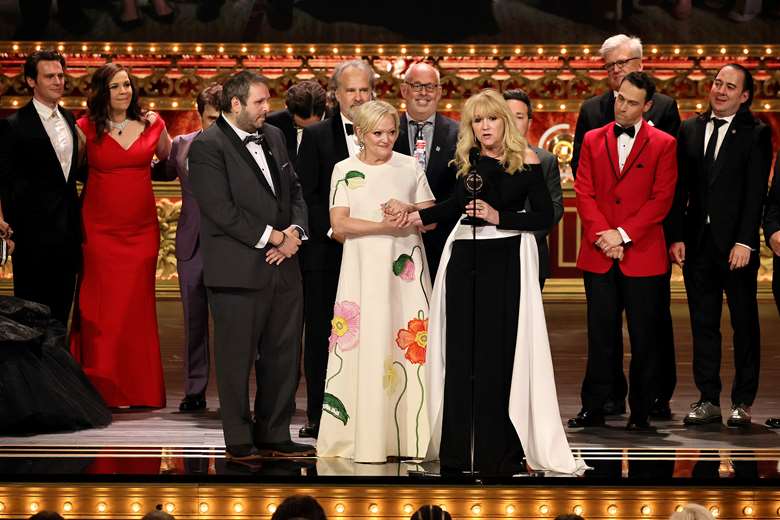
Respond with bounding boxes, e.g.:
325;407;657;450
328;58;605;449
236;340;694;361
453;89;527;177
669;504;715;520
352;100;400;146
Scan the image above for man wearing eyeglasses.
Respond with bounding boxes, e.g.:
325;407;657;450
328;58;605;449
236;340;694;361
571;34;681;422
394;62;458;277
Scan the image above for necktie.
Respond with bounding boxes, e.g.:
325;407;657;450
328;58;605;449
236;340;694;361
345;123;354;136
613;124;635;138
411;120;431;142
243;133;263;146
704;117;727;178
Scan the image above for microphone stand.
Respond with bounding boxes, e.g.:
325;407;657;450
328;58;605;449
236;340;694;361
460;152;484;478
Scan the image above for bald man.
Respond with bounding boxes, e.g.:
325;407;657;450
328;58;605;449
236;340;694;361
394;62;459;278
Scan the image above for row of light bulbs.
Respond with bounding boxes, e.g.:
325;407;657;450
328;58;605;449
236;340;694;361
0;500;771;516
8;43;780;57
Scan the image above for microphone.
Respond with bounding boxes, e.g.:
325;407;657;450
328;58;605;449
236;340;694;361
469;146;481;167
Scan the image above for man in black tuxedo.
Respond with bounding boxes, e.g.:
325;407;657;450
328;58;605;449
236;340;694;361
765;151;780;429
394;62;458;278
189;71;312;462
0;50;81;326
668;64;772;428
295;59;373;439
266;80;327;164
571;34;681;419
503;89;564;287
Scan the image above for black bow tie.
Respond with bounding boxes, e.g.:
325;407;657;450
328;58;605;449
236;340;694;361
243;133;264;146
613;124;636;138
345;123;354;136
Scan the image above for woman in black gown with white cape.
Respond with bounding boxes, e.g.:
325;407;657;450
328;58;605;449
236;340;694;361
406;89;586;475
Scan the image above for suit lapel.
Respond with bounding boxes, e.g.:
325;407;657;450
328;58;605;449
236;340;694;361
20;101;66;184
216;116;276;198
426;113;449;178
603;128;621;180
691;113;708;188
618;123;649;180
708;112;743;186
599;91;616;124
332;112;349;161
395;113;411;156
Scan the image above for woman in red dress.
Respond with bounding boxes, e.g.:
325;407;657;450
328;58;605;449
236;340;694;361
70;63;172;408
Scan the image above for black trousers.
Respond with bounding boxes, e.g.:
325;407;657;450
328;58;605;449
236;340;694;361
683;228;760;407
440;236;524;475
608;270;676;406
12;247;77;326
582;263;666;421
207;272;303;448
302;268;339;426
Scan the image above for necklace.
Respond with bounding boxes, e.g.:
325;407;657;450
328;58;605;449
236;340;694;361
108;118;130;135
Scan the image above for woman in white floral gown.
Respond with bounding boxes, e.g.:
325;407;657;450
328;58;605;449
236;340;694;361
316;100;435;463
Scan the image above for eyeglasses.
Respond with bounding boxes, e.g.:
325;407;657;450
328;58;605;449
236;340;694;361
602;57;640;71
404;81;441;93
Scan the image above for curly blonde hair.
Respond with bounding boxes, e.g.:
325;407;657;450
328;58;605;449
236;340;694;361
453;89;527;177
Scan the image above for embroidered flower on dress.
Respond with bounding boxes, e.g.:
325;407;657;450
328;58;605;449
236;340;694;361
329;300;360;351
393;253;415;281
395;314;428;365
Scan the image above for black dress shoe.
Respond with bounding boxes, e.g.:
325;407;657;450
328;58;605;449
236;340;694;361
567;410;606;427
602;399;627;415
766;418;780;428
625;418;653;431
298;422;319;438
256;440;316;457
649;399;672;419
225;444;263;462
179;394;207;412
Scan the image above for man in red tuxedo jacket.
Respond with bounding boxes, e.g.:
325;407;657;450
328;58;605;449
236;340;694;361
570;71;678;430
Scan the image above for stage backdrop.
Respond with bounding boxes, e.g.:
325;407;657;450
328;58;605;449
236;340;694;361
0;43;777;298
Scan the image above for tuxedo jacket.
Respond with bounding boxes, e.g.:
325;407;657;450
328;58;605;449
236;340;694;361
296;112;349;272
157;130;202;261
0;100;81;260
266;109;298;164
529;146;564;280
572;90;681;176
764;151;780;252
667;109;772;255
575;121;678;276
188;117;308;289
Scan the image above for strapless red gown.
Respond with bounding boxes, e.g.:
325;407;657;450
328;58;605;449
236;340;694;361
70;116;166;408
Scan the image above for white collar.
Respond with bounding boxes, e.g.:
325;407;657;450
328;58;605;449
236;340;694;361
222;113;258;140
32;97;61;119
710;112;736;125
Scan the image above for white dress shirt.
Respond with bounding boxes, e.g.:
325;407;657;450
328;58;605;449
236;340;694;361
703;112;736;160
614;119;643;244
341;114;359;158
33;98;73;181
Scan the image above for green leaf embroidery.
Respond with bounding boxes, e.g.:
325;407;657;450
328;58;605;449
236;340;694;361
345;170;366;189
392;254;413;276
323;392;350;425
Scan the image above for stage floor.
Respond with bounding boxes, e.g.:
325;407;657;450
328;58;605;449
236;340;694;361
2;301;779;481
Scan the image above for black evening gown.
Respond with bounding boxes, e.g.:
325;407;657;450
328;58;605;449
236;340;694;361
419;156;553;475
0;296;112;434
